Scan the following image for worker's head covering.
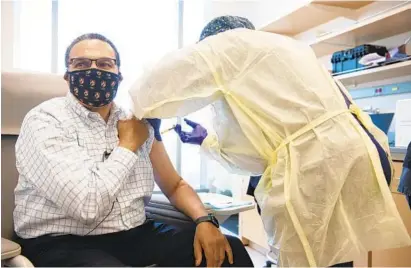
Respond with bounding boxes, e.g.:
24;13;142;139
199;15;255;41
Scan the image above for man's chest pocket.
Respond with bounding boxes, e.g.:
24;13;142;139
62;125;84;147
63;125;109;155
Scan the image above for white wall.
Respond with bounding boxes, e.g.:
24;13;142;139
1;1;15;70
203;0;309;28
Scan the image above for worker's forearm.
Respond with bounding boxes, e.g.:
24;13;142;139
168;179;208;221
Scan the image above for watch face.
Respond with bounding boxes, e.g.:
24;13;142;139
210;215;219;228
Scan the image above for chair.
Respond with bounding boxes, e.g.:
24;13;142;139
1;71;67;267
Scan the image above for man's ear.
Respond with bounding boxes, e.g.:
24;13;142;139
63;72;70;87
119;72;123;83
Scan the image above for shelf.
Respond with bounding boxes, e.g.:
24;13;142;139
310;3;411;57
318;1;376;9
259;0;374;36
334;60;411;86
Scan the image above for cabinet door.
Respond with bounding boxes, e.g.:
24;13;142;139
239;195;269;249
239;173;269;252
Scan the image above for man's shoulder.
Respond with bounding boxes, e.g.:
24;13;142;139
24;97;69;126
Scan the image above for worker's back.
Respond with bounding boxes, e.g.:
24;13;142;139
128;29;411;266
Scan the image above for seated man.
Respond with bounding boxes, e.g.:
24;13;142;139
13;33;253;267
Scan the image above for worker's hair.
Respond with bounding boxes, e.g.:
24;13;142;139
64;33;121;68
199;15;255;41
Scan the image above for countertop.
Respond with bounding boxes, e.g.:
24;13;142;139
391;146;407;161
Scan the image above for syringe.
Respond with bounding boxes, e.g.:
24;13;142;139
160;125;177;135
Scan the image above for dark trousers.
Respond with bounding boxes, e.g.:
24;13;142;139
14;219;253;267
246;176;261;214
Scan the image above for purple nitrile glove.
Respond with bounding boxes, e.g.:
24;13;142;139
174;118;208;146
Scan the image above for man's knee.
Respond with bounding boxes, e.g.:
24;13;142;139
225;235;254;267
32;248;126;267
155;226;196;266
225;235;244;250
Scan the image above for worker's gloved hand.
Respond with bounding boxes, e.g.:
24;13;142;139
145;118;162;141
174;119;208;145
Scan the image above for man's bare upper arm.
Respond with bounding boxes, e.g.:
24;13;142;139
149;140;182;196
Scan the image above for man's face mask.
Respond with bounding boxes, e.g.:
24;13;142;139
68;68;120;107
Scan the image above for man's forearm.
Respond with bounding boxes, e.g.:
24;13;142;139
150;140;208;220
168;179;208;221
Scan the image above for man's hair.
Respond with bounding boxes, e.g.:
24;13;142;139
64;33;121;68
199;15;255;41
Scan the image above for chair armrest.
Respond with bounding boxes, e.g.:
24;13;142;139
146;194;195;228
1;238;35;267
146;193;255;225
3;255;34;267
1;238;21;260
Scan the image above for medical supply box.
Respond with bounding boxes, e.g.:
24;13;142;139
331;44;388;74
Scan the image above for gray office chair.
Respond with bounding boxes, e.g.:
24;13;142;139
1;71;68;266
1;135;34;267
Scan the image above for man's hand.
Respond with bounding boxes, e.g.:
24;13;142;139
194;222;233;267
117;117;149;152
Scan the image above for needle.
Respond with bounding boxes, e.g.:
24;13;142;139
161;125;176;135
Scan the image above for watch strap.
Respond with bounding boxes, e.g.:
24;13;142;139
195;214;219;228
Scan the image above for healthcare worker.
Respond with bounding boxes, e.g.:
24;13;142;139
128;15;411;267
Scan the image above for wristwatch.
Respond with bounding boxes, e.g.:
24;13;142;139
195;213;220;228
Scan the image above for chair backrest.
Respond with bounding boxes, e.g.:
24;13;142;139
1;71;68;239
1;135;19;239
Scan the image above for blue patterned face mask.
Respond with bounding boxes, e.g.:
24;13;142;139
68;69;120;107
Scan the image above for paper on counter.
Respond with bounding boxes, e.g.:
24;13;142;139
198;192;254;210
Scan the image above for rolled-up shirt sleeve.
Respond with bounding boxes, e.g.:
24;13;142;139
16;111;139;225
